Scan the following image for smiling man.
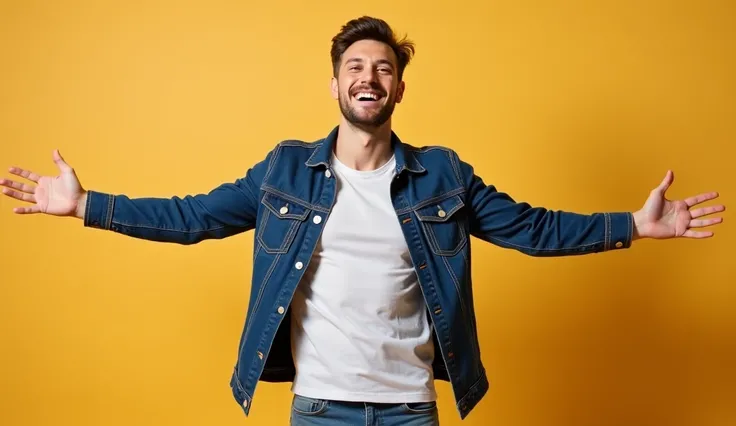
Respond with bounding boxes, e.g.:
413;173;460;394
0;16;725;426
333;35;405;130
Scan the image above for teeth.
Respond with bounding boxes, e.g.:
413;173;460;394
355;92;378;100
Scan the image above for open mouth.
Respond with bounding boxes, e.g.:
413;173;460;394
353;91;384;103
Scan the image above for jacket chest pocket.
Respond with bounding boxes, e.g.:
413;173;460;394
257;191;311;254
414;194;468;257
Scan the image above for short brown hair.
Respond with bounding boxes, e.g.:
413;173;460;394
330;16;415;81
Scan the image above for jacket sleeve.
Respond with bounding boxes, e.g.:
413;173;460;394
83;149;275;245
456;152;634;256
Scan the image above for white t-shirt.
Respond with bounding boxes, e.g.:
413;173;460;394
289;152;437;403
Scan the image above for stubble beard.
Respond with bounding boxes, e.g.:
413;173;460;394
339;90;396;129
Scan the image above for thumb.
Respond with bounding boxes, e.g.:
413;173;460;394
654;170;674;194
53;149;72;173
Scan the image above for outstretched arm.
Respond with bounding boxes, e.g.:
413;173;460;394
457;155;724;256
2;149;273;244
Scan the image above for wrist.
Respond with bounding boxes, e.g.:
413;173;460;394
75;191;88;219
632;209;646;240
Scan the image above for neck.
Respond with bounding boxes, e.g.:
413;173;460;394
334;117;394;171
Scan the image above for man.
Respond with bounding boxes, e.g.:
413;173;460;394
1;15;725;426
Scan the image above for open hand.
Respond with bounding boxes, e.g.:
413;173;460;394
633;170;725;239
1;149;86;217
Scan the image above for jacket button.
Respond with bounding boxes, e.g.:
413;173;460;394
243;399;248;408
277;306;285;314
615;241;623;248
313;215;322;224
438;209;446;218
280;206;289;215
257;351;263;360
295;262;303;270
325;170;332;178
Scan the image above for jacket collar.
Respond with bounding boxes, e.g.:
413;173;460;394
305;126;426;175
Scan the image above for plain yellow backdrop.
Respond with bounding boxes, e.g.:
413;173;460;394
1;1;734;425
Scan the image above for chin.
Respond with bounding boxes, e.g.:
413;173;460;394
339;98;394;129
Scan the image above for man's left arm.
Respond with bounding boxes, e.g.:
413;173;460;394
456;153;725;256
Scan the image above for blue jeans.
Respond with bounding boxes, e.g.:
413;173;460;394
290;394;440;425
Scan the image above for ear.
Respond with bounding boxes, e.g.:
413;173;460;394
330;77;339;100
395;80;406;103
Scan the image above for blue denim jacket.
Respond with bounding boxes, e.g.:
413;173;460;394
83;126;633;420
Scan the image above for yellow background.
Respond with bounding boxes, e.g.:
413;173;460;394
1;1;734;425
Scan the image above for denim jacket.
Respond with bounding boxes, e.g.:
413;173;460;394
83;126;633;420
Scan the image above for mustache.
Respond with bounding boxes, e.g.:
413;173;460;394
349;85;387;97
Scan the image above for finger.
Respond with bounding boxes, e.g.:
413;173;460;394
13;205;41;214
2;187;36;203
690;204;726;218
8;167;41;183
681;229;714;238
0;178;35;194
53;149;72;173
689;217;723;228
654;170;674;194
685;192;720;207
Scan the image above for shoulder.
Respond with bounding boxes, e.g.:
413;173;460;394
399;141;479;193
402;142;469;166
401;142;470;176
272;137;324;156
402;142;458;158
275;137;324;150
253;136;325;169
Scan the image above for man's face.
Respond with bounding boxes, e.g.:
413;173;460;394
331;39;405;129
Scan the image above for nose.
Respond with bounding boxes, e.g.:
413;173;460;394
359;67;378;84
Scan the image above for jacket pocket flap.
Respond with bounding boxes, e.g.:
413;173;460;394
414;194;465;222
261;192;310;221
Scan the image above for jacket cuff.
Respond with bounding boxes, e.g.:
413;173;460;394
605;212;633;251
83;190;115;230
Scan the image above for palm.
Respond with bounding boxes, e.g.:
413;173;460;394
635;170;724;239
35;174;82;215
1;150;84;216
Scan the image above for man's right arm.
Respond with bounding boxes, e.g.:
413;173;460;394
77;150;274;245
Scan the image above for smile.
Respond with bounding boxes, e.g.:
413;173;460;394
353;91;384;102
